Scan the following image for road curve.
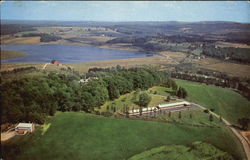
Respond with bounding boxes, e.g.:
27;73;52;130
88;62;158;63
192;103;250;160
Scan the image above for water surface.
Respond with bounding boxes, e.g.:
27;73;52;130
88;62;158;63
1;44;158;63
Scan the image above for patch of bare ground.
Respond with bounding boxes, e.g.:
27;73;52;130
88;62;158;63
1;63;44;72
160;51;187;58
1;131;16;141
2;37;40;44
192;58;250;78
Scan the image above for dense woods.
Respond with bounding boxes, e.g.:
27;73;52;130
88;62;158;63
202;45;250;63
1;67;185;124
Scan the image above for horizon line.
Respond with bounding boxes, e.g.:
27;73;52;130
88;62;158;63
2;19;250;24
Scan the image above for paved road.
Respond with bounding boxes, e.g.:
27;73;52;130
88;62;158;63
193;103;250;160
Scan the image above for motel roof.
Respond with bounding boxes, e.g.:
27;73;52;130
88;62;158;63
16;123;33;128
158;101;190;108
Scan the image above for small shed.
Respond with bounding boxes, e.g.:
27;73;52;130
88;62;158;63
15;123;34;135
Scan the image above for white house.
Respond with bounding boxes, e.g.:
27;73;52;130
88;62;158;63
15;123;35;135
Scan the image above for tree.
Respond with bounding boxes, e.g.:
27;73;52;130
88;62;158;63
139;107;143;116
138;92;151;108
178;111;182;119
125;105;129;118
168;111;171;117
238;118;250;130
166;96;171;102
177;87;187;98
209;114;213;122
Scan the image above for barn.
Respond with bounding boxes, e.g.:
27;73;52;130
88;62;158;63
15;123;35;135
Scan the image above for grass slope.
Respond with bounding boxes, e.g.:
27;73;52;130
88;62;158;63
3;112;245;160
175;79;250;126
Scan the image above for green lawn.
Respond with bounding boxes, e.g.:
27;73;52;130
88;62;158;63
147;86;172;97
175;79;250;126
98;91;167;113
2;112;246;160
157;108;221;127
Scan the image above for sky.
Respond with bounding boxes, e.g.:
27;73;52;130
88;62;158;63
1;1;250;23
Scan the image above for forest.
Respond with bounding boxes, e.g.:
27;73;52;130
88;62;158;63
202;45;250;63
1;67;185;124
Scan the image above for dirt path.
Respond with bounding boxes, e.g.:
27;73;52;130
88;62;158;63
1;131;16;142
42;63;49;69
193;103;250;160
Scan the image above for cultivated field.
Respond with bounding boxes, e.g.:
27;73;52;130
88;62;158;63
69;56;176;73
192;57;250;78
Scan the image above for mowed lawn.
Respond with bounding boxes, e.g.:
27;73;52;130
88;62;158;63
175;79;250;126
5;112;245;160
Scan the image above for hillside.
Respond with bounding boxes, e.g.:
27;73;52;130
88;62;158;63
2;112;245;160
175;79;250;126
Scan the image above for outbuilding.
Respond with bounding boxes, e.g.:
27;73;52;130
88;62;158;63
15;123;35;135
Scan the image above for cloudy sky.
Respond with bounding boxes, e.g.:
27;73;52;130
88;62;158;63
1;1;250;22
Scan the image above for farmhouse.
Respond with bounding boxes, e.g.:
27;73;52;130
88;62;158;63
15;123;35;135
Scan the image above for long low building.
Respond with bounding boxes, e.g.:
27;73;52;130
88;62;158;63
158;101;190;108
128;101;191;114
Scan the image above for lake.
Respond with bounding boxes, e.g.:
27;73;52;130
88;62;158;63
1;44;159;63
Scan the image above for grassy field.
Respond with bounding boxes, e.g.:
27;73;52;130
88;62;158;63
175;79;250;126
68;56;176;73
1;50;26;60
98;90;169;113
157;108;221;127
147;86;173;97
128;141;234;160
192;57;250;78
2;112;245;160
